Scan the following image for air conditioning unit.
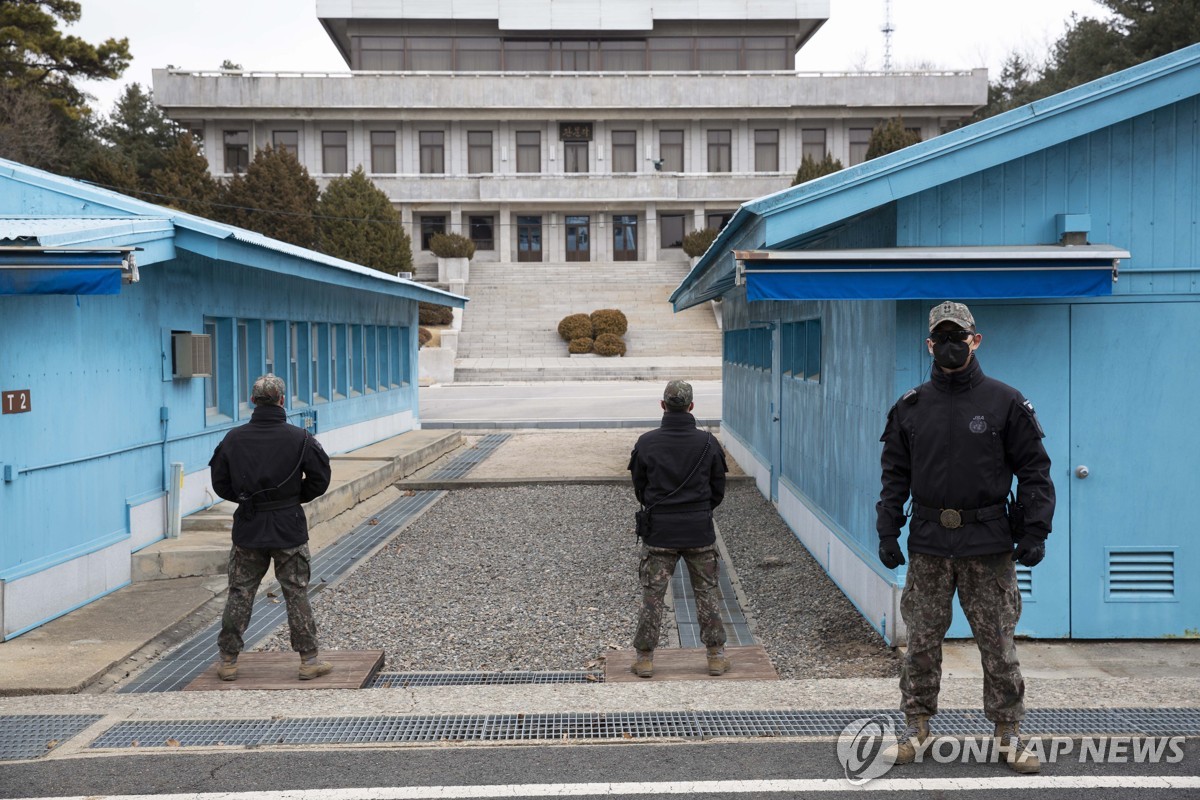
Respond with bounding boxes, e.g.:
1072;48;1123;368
172;332;213;379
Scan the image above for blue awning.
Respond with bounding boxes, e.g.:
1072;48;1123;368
736;245;1129;302
0;251;135;296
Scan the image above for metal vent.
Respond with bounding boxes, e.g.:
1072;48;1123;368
171;332;212;379
1016;565;1033;598
1107;549;1175;600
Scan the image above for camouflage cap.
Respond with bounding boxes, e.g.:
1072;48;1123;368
663;379;694;410
928;301;976;332
251;373;286;405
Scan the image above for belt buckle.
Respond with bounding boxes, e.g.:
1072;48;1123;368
939;508;963;529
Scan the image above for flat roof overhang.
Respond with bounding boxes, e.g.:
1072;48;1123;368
733;245;1130;302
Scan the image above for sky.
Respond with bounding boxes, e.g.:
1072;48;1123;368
71;0;1113;115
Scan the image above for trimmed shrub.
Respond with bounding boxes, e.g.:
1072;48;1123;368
568;337;594;354
418;301;453;326
865;117;922;161
590;308;628;337
594;333;626;357
558;313;593;341
418;327;433;347
429;231;476;259
682;227;719;258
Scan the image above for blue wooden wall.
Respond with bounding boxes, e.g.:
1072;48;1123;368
0;246;419;582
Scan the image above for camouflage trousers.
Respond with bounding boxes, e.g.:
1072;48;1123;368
633;544;727;653
900;551;1025;723
218;543;318;657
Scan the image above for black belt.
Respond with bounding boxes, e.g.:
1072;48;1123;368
252;497;301;512
912;502;1005;529
653;501;712;514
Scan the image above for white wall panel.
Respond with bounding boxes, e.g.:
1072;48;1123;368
2;539;129;639
129;495;166;552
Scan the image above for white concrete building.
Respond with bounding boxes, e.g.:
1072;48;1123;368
152;0;988;271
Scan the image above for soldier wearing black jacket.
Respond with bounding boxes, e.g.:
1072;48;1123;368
876;302;1054;774
628;380;729;679
208;374;333;682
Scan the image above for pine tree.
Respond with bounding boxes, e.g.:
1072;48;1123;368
96;84;180;186
865;117;922;161
151;133;220;218
791;152;844;186
317;166;413;274
218;144;320;249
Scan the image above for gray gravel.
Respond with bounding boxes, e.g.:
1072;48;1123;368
257;484;650;670
716;483;900;680
258;481;898;679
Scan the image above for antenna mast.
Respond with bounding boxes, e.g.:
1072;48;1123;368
881;0;895;71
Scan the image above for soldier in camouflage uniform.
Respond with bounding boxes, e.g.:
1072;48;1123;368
876;302;1055;774
629;380;729;678
209;374;333;681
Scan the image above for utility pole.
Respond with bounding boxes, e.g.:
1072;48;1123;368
881;0;895;71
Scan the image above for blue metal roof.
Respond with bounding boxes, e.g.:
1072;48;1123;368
671;42;1200;310
0;217;173;247
0;161;466;308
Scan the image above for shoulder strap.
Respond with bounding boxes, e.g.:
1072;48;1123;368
642;439;710;513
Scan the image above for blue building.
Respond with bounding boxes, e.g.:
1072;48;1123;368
672;44;1200;642
0;158;464;640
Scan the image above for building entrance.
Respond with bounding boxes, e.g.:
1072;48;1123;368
517;216;542;262
565;215;590;262
613;214;637;261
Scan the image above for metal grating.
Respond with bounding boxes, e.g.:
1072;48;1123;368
120;490;442;693
0;715;102;761
370;671;603;688
90;707;1200;750
425;433;510;479
1107;548;1176;600
672;556;755;648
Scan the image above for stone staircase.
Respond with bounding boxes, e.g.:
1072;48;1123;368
448;260;722;382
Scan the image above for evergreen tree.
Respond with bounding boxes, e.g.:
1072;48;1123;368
791;152;844;186
317;166;413;274
865;117;922;161
151;133;220;218
975;0;1200;120
95;83;179;186
0;0;131;114
218;144;320;248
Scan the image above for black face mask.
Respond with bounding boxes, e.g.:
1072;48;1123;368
932;340;972;370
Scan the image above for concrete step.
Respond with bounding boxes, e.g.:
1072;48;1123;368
132;429;464;582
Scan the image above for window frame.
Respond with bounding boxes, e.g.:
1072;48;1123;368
419;130;445;174
223;130;249;174
611;129;637;173
707;129;732;173
322;130;349;174
515;130;541;173
754;128;779;172
469;215;495;251
370;130;397;174
659;129;684;172
467;130;494;174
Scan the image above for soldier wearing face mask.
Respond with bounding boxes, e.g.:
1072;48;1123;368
875;301;1055;774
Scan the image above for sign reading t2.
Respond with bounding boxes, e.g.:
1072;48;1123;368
2;390;31;414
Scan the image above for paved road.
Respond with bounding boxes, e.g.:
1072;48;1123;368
419;381;723;426
3;740;1198;799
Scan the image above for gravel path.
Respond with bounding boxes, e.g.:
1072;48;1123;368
716;483;900;680
258;482;899;679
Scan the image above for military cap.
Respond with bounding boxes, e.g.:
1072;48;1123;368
928;301;976;332
663;379;694;410
251;373;286;405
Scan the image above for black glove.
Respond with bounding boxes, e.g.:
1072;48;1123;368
878;537;906;569
1012;533;1046;567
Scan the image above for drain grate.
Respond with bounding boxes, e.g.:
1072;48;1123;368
370;671;604;688
120;491;442;693
426;433;510;480
0;715;102;761
88;707;1200;750
672;557;755;648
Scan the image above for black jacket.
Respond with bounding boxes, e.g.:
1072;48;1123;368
209;404;332;550
876;357;1055;558
629;412;728;548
